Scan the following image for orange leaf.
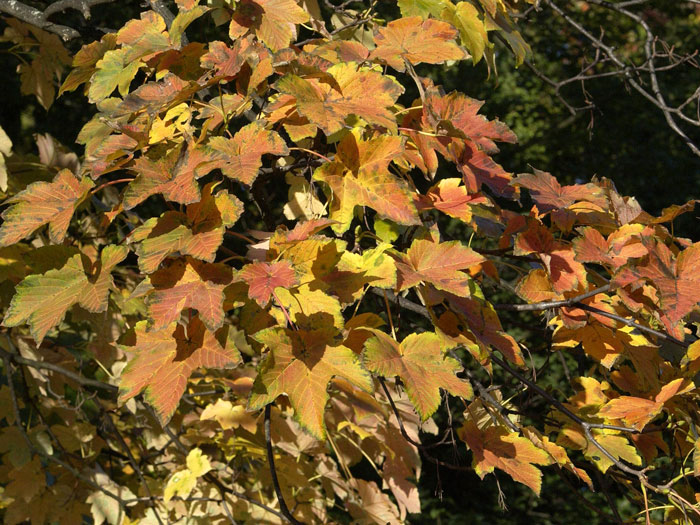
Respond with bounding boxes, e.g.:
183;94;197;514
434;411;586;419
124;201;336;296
124;143;214;209
276;63;404;136
460;421;551;495
239;260;298;306
131;183;243;273
145;258;232;331
208;121;288;185
512;169;605;213
119;317;241;424
0;169;93;247
313;134;419;233
416;178;489;223
396;238;485;296
599;397;662;431
363;330;473;420
370;17;465;71
228;0;309;51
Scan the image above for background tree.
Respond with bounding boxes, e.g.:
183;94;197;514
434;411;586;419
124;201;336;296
0;1;699;524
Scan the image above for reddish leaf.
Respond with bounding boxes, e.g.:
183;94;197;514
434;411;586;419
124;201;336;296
512;169;604;213
124;143;214;209
424;90;516;151
396;238;485;296
208;121;288;185
119;317;241;424
514;221;587;293
248;326;373;438
200;38;255;79
0;170;93;247
239;261;298;306
616;238;700;337
370;17;465;71
363;330;473;419
573;225;647;268
145;258;232;331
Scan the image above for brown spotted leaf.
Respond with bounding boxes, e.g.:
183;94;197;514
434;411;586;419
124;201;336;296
119;317;241;424
0;170;93;247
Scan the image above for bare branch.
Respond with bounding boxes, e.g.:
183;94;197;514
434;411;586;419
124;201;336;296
0;0;81;40
264;405;303;525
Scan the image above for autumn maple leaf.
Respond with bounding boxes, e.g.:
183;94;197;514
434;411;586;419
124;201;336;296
141;258;233;331
276;63;404;136
313;133;420;233
395;238;485;296
615;238;700;338
124;142;214;209
119;317;241;424
0;169;93;247
415;178;490;223
227;0;309;51
459;421;552;495
3;245;127;344
131;183;243;273
207;121;288;185
248;325;373;439
239;260;299;307
370;17;465;71
512;169;605;213
363;330;473;420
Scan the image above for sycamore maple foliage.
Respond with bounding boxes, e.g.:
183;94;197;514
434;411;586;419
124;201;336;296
1;1;699;524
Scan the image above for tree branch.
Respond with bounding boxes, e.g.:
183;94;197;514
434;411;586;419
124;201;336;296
264;405;303;525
